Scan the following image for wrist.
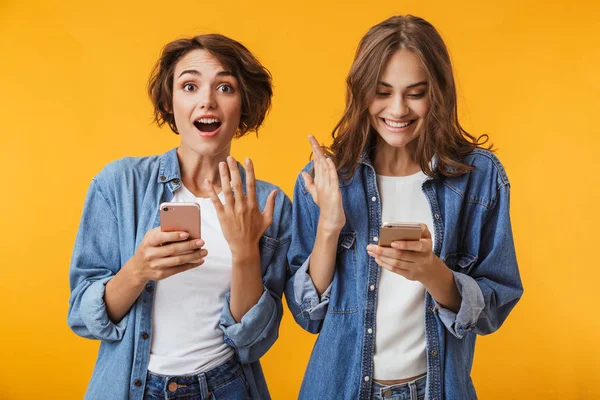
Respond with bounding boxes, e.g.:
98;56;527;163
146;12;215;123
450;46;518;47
231;245;261;264
317;217;343;236
421;256;451;290
122;258;147;288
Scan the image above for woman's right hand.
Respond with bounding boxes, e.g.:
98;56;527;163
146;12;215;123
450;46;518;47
302;135;346;233
127;227;207;285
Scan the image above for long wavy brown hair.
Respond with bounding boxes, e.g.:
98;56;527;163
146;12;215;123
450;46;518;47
328;15;491;180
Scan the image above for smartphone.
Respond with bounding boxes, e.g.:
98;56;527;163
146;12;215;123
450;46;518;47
159;202;201;240
378;222;424;247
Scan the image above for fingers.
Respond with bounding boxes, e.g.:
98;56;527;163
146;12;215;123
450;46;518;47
308;135;325;162
390;238;431;253
367;244;417;263
262;189;278;226
301;171;318;202
152;248;208;269
205;179;225;213
245;158;257;208
420;224;431;239
154;238;205;259
148;227;189;247
227;156;244;207
218;161;234;207
375;258;414;280
326;157;339;186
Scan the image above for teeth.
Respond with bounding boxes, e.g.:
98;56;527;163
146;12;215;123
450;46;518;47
197;118;219;124
384;119;411;128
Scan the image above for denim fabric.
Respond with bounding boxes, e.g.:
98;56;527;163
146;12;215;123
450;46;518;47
285;149;523;400
143;356;251;400
68;148;292;400
371;376;427;400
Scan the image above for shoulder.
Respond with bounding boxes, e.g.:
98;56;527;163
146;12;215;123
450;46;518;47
439;149;511;209
93;154;162;193
460;148;510;188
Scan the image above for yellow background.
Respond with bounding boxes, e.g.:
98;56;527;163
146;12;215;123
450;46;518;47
1;0;599;398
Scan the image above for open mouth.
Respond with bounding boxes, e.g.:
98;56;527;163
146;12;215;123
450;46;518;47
194;118;222;133
382;118;415;129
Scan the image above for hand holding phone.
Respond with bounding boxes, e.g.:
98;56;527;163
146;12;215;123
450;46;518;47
378;222;424;247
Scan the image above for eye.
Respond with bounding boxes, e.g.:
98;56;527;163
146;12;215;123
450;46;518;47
217;84;234;93
182;83;196;92
407;92;426;99
376;92;391;97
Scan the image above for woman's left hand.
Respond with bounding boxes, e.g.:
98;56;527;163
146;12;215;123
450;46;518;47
366;225;445;286
205;156;277;257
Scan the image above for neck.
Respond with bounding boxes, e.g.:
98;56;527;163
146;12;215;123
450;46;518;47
372;138;420;176
176;144;231;198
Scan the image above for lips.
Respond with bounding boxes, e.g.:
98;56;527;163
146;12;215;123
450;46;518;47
382;118;415;128
193;117;222;137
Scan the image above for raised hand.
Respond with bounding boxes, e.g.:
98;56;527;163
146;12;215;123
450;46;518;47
205;156;277;257
301;135;346;233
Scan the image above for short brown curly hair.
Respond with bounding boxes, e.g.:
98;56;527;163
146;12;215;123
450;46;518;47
148;34;272;137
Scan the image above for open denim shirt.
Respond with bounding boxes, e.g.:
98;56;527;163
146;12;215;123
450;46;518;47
68;148;291;400
285;149;523;400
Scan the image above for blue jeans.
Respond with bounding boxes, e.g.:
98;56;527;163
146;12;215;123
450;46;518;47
143;356;251;400
371;375;427;400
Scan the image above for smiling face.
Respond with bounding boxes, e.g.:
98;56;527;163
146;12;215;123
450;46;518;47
368;49;430;153
172;49;242;158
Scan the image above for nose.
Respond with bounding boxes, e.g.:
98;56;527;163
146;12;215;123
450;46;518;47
198;87;216;110
390;94;410;118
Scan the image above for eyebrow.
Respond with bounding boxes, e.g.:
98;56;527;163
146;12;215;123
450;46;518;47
377;80;428;89
177;69;235;79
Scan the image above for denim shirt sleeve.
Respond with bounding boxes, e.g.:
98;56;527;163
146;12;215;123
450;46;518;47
284;172;330;334
67;179;128;342
435;183;523;339
218;193;292;364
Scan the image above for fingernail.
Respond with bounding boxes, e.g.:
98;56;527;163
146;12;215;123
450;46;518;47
245;157;250;164
195;240;203;247
366;245;373;250
180;233;188;239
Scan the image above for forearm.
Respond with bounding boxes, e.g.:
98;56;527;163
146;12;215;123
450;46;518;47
308;219;341;295
104;260;146;323
229;247;264;323
424;258;461;313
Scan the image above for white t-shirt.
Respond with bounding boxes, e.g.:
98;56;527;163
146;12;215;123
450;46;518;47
148;184;234;375
373;171;434;380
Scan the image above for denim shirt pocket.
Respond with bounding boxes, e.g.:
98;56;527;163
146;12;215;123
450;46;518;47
258;234;280;275
328;231;358;314
443;252;478;274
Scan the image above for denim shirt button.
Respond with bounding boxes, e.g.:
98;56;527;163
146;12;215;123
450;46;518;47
369;285;375;291
145;284;153;293
373;236;378;242
159;175;166;181
134;379;142;387
173;178;180;185
431;350;438;356
141;332;149;340
367;328;373;334
371;196;377;202
434;213;440;220
364;376;370;382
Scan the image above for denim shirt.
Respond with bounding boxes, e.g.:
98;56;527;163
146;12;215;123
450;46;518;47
285;149;523;400
68;148;291;400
